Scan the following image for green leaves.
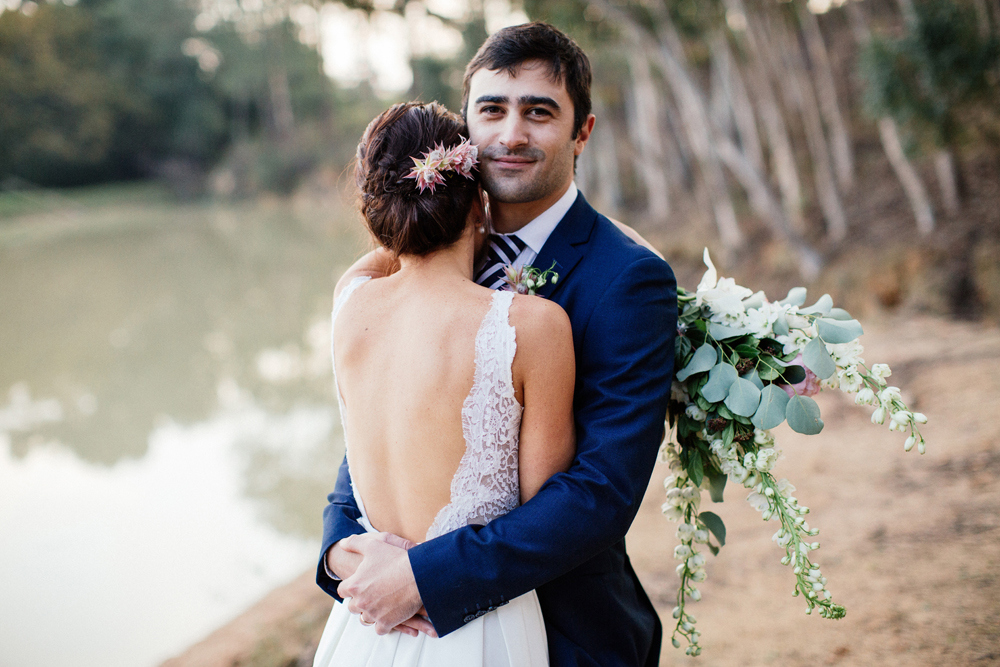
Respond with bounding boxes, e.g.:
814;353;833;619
786;395;825;434
676;343;717;381
702;363;738;402
706;469;727;503
724;377;762;417
802;337;836;379
699;511;726;547
686;450;705;487
816;317;864;344
780;287;808;306
708;322;750;340
752;384;791;430
800;294;833;316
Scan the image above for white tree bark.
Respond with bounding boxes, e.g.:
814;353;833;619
626;51;671;220
934;148;960;215
877;118;935;234
797;2;855;190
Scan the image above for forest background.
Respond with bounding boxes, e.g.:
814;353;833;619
2;0;999;318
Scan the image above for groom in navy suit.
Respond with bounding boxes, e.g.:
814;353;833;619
319;22;677;666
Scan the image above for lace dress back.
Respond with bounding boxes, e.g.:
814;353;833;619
331;276;522;542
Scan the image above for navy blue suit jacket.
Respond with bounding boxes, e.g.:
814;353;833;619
317;192;678;666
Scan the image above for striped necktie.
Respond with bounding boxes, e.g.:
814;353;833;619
475;234;528;289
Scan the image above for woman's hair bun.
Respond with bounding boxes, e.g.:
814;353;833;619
355;102;479;256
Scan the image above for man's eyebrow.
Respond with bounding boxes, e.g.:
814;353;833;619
474;95;508;106
520;95;560;110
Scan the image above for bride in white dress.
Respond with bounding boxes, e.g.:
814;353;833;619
312;102;576;666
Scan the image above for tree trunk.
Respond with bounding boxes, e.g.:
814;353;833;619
796;1;855;190
762;8;848;241
583;95;623;215
727;0;805;231
626;51;671;220
711;31;765;174
878;118;935;234
934;149;960;215
847;0;936;234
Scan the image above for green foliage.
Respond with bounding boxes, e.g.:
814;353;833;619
859;0;1000;151
698;510;726;547
786;394;824;435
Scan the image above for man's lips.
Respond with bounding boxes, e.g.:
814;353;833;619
490;156;536;168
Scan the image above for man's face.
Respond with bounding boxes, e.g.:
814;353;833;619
466;60;592;205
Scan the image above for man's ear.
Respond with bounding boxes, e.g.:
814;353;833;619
574;114;596;156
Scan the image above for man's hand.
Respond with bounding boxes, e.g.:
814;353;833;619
338;533;435;638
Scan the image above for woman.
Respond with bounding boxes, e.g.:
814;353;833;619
312;102;576;666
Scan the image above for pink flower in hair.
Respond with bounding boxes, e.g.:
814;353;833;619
404;137;479;193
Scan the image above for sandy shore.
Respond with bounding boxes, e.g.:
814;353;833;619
161;315;1000;666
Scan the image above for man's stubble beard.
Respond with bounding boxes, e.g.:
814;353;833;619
481;140;577;205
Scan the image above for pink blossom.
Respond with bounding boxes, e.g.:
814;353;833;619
779;354;821;398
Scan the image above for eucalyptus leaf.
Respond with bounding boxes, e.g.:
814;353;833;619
717;404;735;421
708;322;750;340
708;543;719;556
780;286;807;307
742;291;766;310
752;384;790;430
676;343;717;381
742;369;764;390
706;469;727;503
786;395;825;435
721;422;735;445
827;307;853;321
816;317;864;344
699;511;727;547
772;314;790;336
734;343;759;358
702;363;739;402
686;451;705;487
724;377;762;417
800;293;833;315
779;364;807;385
802;337;836;379
756;356;784;381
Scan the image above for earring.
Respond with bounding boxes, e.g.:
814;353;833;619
477;224;486;234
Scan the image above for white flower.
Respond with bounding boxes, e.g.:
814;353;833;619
745;300;788;338
871;407;886;425
913;412;928;424
904;435;917;452
695;248;718;300
694;529;709;544
870;363;892;384
754;428;775;446
674;545;693;560
747;491;770;512
837;366;864;393
662;504;684;521
677;523;696;542
755;448;780;472
827;339;865;369
687;553;706;569
685;405;708;421
777;328;813;355
855;387;876;405
879;386;902;405
690;568;708;582
689;588;702;601
891;410;912;427
776;478;797;496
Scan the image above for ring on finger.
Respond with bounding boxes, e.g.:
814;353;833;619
359;615;375;627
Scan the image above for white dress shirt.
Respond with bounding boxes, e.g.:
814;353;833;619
506;181;578;268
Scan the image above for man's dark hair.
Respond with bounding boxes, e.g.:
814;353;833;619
462;22;593;139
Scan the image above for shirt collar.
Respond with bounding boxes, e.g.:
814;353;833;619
511;182;578;255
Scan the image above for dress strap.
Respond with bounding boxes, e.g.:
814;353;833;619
333;275;372;323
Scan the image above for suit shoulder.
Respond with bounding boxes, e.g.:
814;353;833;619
587;215;674;280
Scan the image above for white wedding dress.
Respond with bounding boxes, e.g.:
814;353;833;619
312;276;549;667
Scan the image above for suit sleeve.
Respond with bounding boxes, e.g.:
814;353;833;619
315;454;367;599
408;255;678;636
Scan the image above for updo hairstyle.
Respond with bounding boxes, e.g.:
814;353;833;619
355;102;480;256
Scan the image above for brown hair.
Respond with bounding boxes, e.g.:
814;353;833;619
461;22;592;139
355;102;479;256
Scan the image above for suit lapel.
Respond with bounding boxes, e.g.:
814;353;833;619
533;192;598;299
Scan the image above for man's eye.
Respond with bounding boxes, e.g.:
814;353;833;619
527;108;552;118
480;106;502;114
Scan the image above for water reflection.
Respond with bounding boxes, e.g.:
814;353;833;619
0;192;368;666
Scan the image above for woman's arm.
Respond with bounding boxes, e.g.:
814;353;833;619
511;296;576;503
333;247;400;300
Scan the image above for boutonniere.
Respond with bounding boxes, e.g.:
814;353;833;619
502;261;559;296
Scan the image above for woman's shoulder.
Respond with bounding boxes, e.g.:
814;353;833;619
508;293;572;350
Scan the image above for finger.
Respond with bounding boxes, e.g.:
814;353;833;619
340;535;362;554
393;623;418;638
380;532;416;550
345;596;363;616
398;615;437;638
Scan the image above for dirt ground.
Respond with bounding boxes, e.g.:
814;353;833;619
163;314;1000;667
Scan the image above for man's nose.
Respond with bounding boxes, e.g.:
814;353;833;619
498;116;529;150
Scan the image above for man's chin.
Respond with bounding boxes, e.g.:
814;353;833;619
482;174;546;204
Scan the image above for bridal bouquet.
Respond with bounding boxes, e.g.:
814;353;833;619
662;250;927;655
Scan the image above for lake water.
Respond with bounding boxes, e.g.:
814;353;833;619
0;188;368;666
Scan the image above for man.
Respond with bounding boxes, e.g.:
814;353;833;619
319;22;677;666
